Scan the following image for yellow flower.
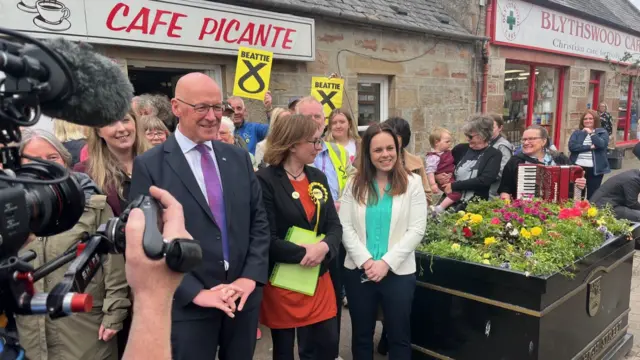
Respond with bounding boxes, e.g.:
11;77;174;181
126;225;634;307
457;211;466;216
507;244;514;253
520;228;532;239
451;243;461;251
587;208;598;217
596;217;606;226
504;198;511;205
470;214;483;224
484;237;497;246
483;253;491;259
482;259;491;265
530;227;542;237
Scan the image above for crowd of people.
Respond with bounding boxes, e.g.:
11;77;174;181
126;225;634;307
14;71;638;360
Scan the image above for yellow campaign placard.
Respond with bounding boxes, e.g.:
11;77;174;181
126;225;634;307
233;47;273;101
311;77;344;120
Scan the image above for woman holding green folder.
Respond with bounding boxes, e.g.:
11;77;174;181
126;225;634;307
256;114;343;360
339;123;427;360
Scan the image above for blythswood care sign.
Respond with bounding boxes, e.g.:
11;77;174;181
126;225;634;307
1;0;315;61
494;0;640;63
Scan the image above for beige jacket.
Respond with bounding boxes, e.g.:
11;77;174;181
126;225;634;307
16;194;130;360
339;174;428;275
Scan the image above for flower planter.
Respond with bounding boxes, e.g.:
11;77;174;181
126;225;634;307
410;226;639;360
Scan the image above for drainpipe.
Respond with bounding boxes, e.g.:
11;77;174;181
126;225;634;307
481;0;493;113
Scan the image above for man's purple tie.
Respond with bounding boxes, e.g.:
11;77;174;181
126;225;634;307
196;144;229;270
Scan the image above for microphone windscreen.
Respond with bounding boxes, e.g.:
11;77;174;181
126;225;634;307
38;38;133;128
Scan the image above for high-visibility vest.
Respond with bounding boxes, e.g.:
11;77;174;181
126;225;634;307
325;142;348;195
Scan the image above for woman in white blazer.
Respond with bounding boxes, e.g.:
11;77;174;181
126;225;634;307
339;123;427;360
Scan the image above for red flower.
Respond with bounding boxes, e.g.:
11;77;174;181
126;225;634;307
462;227;473;238
490;217;501;225
558;208;582;219
576;200;590;211
579;243;585;248
535;239;547;246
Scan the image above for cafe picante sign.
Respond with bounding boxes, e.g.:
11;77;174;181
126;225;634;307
494;0;640;63
2;0;315;61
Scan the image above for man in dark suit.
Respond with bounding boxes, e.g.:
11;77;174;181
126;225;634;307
129;72;270;360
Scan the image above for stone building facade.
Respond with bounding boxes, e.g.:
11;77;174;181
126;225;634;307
486;0;640;154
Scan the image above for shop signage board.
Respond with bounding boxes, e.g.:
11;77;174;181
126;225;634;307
310;77;345;120
233;47;273;101
494;0;640;63
2;0;315;61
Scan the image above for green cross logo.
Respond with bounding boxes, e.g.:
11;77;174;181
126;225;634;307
507;11;516;30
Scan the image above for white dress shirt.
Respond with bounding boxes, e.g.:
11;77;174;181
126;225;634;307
174;126;224;204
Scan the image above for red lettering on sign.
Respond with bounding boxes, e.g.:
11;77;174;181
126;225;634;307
255;24;272;47
126;7;151;34
541;11;551;30
271;26;285;48
168;12;186;38
224;19;241;42
238;23;255;45
106;2;129;31
199;18;218;40
282;28;295;49
150;10;171;35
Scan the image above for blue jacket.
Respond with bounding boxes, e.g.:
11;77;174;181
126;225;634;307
568;128;611;176
236;121;269;155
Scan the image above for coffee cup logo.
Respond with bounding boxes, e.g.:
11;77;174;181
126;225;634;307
17;0;72;32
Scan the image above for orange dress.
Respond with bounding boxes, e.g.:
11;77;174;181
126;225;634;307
260;177;337;329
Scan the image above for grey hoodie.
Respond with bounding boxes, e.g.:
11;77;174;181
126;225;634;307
489;135;515;198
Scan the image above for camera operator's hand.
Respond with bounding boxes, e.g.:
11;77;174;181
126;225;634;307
122;186;193;360
124;186;192;298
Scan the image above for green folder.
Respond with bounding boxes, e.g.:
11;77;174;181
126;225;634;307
270;226;325;296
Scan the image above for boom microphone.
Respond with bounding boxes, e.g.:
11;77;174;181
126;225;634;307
1;35;133;127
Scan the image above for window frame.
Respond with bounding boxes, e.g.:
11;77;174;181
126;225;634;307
356;75;389;132
616;75;638;146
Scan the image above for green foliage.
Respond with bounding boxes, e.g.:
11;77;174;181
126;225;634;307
419;198;632;276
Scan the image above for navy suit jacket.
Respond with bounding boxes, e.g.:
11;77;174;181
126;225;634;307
129;134;270;320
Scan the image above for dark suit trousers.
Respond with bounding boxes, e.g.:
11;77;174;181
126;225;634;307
344;269;415;360
170;287;263;360
271;316;338;360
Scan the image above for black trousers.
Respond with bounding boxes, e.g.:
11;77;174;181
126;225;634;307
581;166;604;200
614;206;640;222
328;243;346;358
270;317;338;360
170;287;263;360
344;269;415;360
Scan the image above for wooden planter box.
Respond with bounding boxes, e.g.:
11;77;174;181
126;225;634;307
411;227;639;360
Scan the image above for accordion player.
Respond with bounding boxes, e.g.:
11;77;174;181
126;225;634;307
516;164;585;202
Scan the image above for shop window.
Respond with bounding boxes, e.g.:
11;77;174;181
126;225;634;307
532;67;560;148
617;76;640;143
502;63;531;148
357;75;389;131
502;62;564;149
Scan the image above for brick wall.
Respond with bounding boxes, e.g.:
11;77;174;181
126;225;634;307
246;19;478;154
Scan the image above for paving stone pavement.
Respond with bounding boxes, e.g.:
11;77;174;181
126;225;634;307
253;158;640;360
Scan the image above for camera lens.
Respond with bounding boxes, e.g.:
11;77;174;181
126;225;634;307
16;162;85;237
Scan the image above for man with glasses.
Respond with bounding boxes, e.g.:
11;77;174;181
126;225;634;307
129;72;270;360
227;96;269;155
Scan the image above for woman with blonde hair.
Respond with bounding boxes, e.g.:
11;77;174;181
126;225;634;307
325;108;361;164
53;119;88;167
139;114;169;146
74;109;151;216
255;107;290;165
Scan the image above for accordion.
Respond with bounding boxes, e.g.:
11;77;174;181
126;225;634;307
516;164;585;202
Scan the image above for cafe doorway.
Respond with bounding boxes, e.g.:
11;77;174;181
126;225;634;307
128;67;190;98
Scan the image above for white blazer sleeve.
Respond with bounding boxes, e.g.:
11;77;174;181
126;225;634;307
382;177;427;272
339;179;373;268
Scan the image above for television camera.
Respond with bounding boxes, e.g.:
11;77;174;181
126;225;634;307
0;27;202;358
